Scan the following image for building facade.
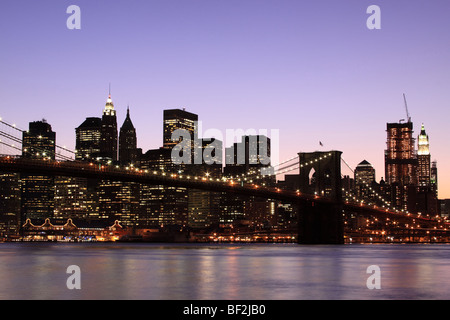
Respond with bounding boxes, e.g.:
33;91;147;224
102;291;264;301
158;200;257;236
21;120;56;222
100;94;118;162
75;117;102;162
384;121;418;212
119;107;138;165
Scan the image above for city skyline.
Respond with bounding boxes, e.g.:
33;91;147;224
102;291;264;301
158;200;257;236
0;91;443;197
1;0;450;197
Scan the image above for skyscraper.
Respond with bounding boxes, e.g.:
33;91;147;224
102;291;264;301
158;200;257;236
385;121;417;185
75;117;102;161
98;179;140;227
188;138;223;230
163;109;198;158
224;135;272;179
417;124;431;187
74;117;103;222
21;120;56;222
119;107;138;165
0;172;21;237
384;121;418;212
139;147;186;227
22;120;56;160
354;160;376;198
415;125;438;215
138;109;199;228
100;94;118;162
223;135;274;227
54;176;88;221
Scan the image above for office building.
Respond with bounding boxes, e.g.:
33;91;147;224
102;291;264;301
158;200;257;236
223;135;274;226
163;108;198;153
119;107;138;165
415;125;438;215
224;135;272;179
384;121;418;212
21;120;56;222
75;117;102;161
354;160;375;198
417;124;431;187
385;121;417;185
188;138;223;230
100;94;118;161
0;172;21;237
54;176;88;222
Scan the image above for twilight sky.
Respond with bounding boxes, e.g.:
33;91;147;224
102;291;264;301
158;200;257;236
1;0;450;197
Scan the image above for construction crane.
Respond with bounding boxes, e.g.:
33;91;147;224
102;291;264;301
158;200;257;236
403;93;411;123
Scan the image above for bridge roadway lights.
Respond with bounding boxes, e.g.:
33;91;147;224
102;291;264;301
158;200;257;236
1;156;343;244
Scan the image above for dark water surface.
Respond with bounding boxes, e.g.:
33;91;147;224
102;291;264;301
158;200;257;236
0;242;449;300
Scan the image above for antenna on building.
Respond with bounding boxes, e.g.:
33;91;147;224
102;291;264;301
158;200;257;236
403;93;411;123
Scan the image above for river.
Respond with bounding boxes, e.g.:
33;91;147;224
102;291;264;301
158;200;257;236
0;242;449;300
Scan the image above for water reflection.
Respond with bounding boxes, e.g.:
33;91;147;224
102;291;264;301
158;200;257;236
0;243;450;299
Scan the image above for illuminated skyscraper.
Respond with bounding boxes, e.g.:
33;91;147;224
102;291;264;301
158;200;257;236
21;120;56;222
163;108;198;152
224;135;272;178
54;176;88;221
100;93;118;161
22;120;56;160
223;135;274;227
74;117;102;221
354;160;375;198
415;125;438;215
138;109;199;228
0;172;21;237
385;121;417;185
354;160;375;186
384;121;418;212
417;124;431;187
98;180;140;227
75;117;102;161
188;138;223;230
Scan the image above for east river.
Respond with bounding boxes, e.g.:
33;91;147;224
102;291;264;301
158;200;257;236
0;242;449;300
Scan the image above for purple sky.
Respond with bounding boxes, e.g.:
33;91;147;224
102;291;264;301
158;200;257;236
1;0;450;197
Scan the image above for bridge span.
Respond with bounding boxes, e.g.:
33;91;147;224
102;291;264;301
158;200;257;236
1;155;449;244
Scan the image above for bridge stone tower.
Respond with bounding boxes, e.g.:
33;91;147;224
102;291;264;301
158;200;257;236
297;151;344;244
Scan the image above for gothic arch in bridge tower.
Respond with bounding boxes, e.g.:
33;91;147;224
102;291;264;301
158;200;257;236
298;151;343;201
297;150;344;244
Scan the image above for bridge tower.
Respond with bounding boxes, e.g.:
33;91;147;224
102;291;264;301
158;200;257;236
297;151;344;244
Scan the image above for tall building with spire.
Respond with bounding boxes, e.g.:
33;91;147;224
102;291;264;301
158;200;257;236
416;124;438;215
119;106;138;165
100;93;118;162
417;124;431;187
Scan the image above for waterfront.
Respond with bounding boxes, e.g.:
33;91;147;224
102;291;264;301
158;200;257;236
0;243;450;300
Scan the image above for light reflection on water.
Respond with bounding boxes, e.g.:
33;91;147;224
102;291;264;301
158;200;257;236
0;242;449;300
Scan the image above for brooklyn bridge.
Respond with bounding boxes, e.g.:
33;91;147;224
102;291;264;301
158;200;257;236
1;151;448;244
